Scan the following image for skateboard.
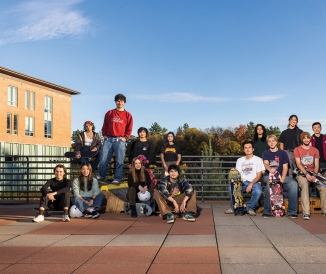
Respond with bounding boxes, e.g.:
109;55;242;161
64;151;97;159
293;168;326;187
124;202;152;217
229;169;246;216
269;172;285;217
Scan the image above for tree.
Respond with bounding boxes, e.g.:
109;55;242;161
149;122;168;136
266;126;281;139
246;121;256;140
71;129;83;148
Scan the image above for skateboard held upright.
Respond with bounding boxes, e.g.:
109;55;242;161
229;169;246;216
269;172;285;217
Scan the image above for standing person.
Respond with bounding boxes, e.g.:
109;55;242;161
225;140;264;216
97;94;133;184
311;122;326;169
261;135;298;218
128;127;154;168
252;124;268;158
127;157;154;218
160;132;181;178
294;132;326;219
279;114;303;177
72;163;105;219
33;164;72;223
74;121;102;171
154;164;197;223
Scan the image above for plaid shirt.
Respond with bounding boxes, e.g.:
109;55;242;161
157;176;194;199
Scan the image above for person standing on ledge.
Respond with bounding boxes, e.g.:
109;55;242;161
97;94;133;184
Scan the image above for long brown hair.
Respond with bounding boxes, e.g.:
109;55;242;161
131;157;146;183
78;162;93;191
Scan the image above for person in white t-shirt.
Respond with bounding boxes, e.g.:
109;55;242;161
225;140;265;216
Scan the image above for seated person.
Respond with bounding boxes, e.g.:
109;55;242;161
225;140;264;216
33;164;72;222
294;132;326;220
127;157;154;218
262;135;298;218
74;120;102;171
154;164;197;223
72;163;104;219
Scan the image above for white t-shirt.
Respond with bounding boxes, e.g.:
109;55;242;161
236;155;265;182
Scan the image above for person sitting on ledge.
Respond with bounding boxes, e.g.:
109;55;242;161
225;140;264;216
33;164;72;223
154;164;197;224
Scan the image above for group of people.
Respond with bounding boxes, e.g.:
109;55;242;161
33;94;196;224
225;115;326;220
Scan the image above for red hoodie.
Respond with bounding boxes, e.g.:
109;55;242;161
101;109;133;139
311;134;326;161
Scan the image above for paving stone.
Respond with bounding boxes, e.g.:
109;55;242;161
0;247;43;263
0;234;69;246
291;263;326;274
315;234;326;242
266;234;326;247
221;263;295;274
154;247;219;264
163;235;217;247
219;247;283;264
1;263;80;274
0;235;17;243
107;234;165;246
148;263;221;274
277;246;326;263
74;263;151;274
52;235;117;246
213;215;256;226
123;225;171;234
256;224;311;235
169;224;215;235
215;226;271;247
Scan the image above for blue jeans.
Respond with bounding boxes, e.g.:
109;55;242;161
228;180;262;211
98;137;126;181
81;146;100;171
263;175;298;215
72;193;105;212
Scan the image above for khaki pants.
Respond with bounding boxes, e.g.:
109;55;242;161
154;189;197;216
297;175;326;214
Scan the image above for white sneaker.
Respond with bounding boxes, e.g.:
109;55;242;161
111;180;120;184
33;214;44;222
63;215;70;222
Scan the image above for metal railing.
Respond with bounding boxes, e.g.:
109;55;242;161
0;155;240;202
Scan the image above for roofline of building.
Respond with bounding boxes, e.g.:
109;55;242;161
0;66;80;95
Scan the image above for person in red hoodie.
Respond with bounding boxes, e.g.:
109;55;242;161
97;94;133;184
311;122;326;169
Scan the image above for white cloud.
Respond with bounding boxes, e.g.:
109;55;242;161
245;95;286;102
130;92;230;102
0;0;90;45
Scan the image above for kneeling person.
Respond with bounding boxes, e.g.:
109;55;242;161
225;140;264;216
154;164;197;223
33;164;72;222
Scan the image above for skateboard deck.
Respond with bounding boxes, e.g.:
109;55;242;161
294;168;326;187
229;169;246;216
124;202;152;217
269;172;285;217
64;151;97;159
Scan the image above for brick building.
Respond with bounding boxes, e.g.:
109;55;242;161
0;66;80;156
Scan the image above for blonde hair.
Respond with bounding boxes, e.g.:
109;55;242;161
131;157;146;183
266;135;278;142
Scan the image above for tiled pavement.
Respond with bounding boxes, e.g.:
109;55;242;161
0;202;325;274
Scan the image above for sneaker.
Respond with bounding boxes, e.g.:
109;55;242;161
225;208;234;214
84;212;93;218
248;210;256;216
33;214;44;222
63;215;70;222
262;213;272;218
289;214;298;219
166;213;175;224
111;180;120;184
183;212;196;222
91;211;100;219
322;213;326;217
303;214;310;220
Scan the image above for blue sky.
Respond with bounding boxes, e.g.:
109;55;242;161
1;0;326;136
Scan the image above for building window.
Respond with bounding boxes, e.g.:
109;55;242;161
25;117;34;137
31;91;35;110
44;96;52;138
7;113;12;134
25;90;35;110
13;114;18;135
25;90;29;109
8;86;18;107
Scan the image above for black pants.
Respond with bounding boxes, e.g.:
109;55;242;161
126;184;154;205
39;192;70;210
